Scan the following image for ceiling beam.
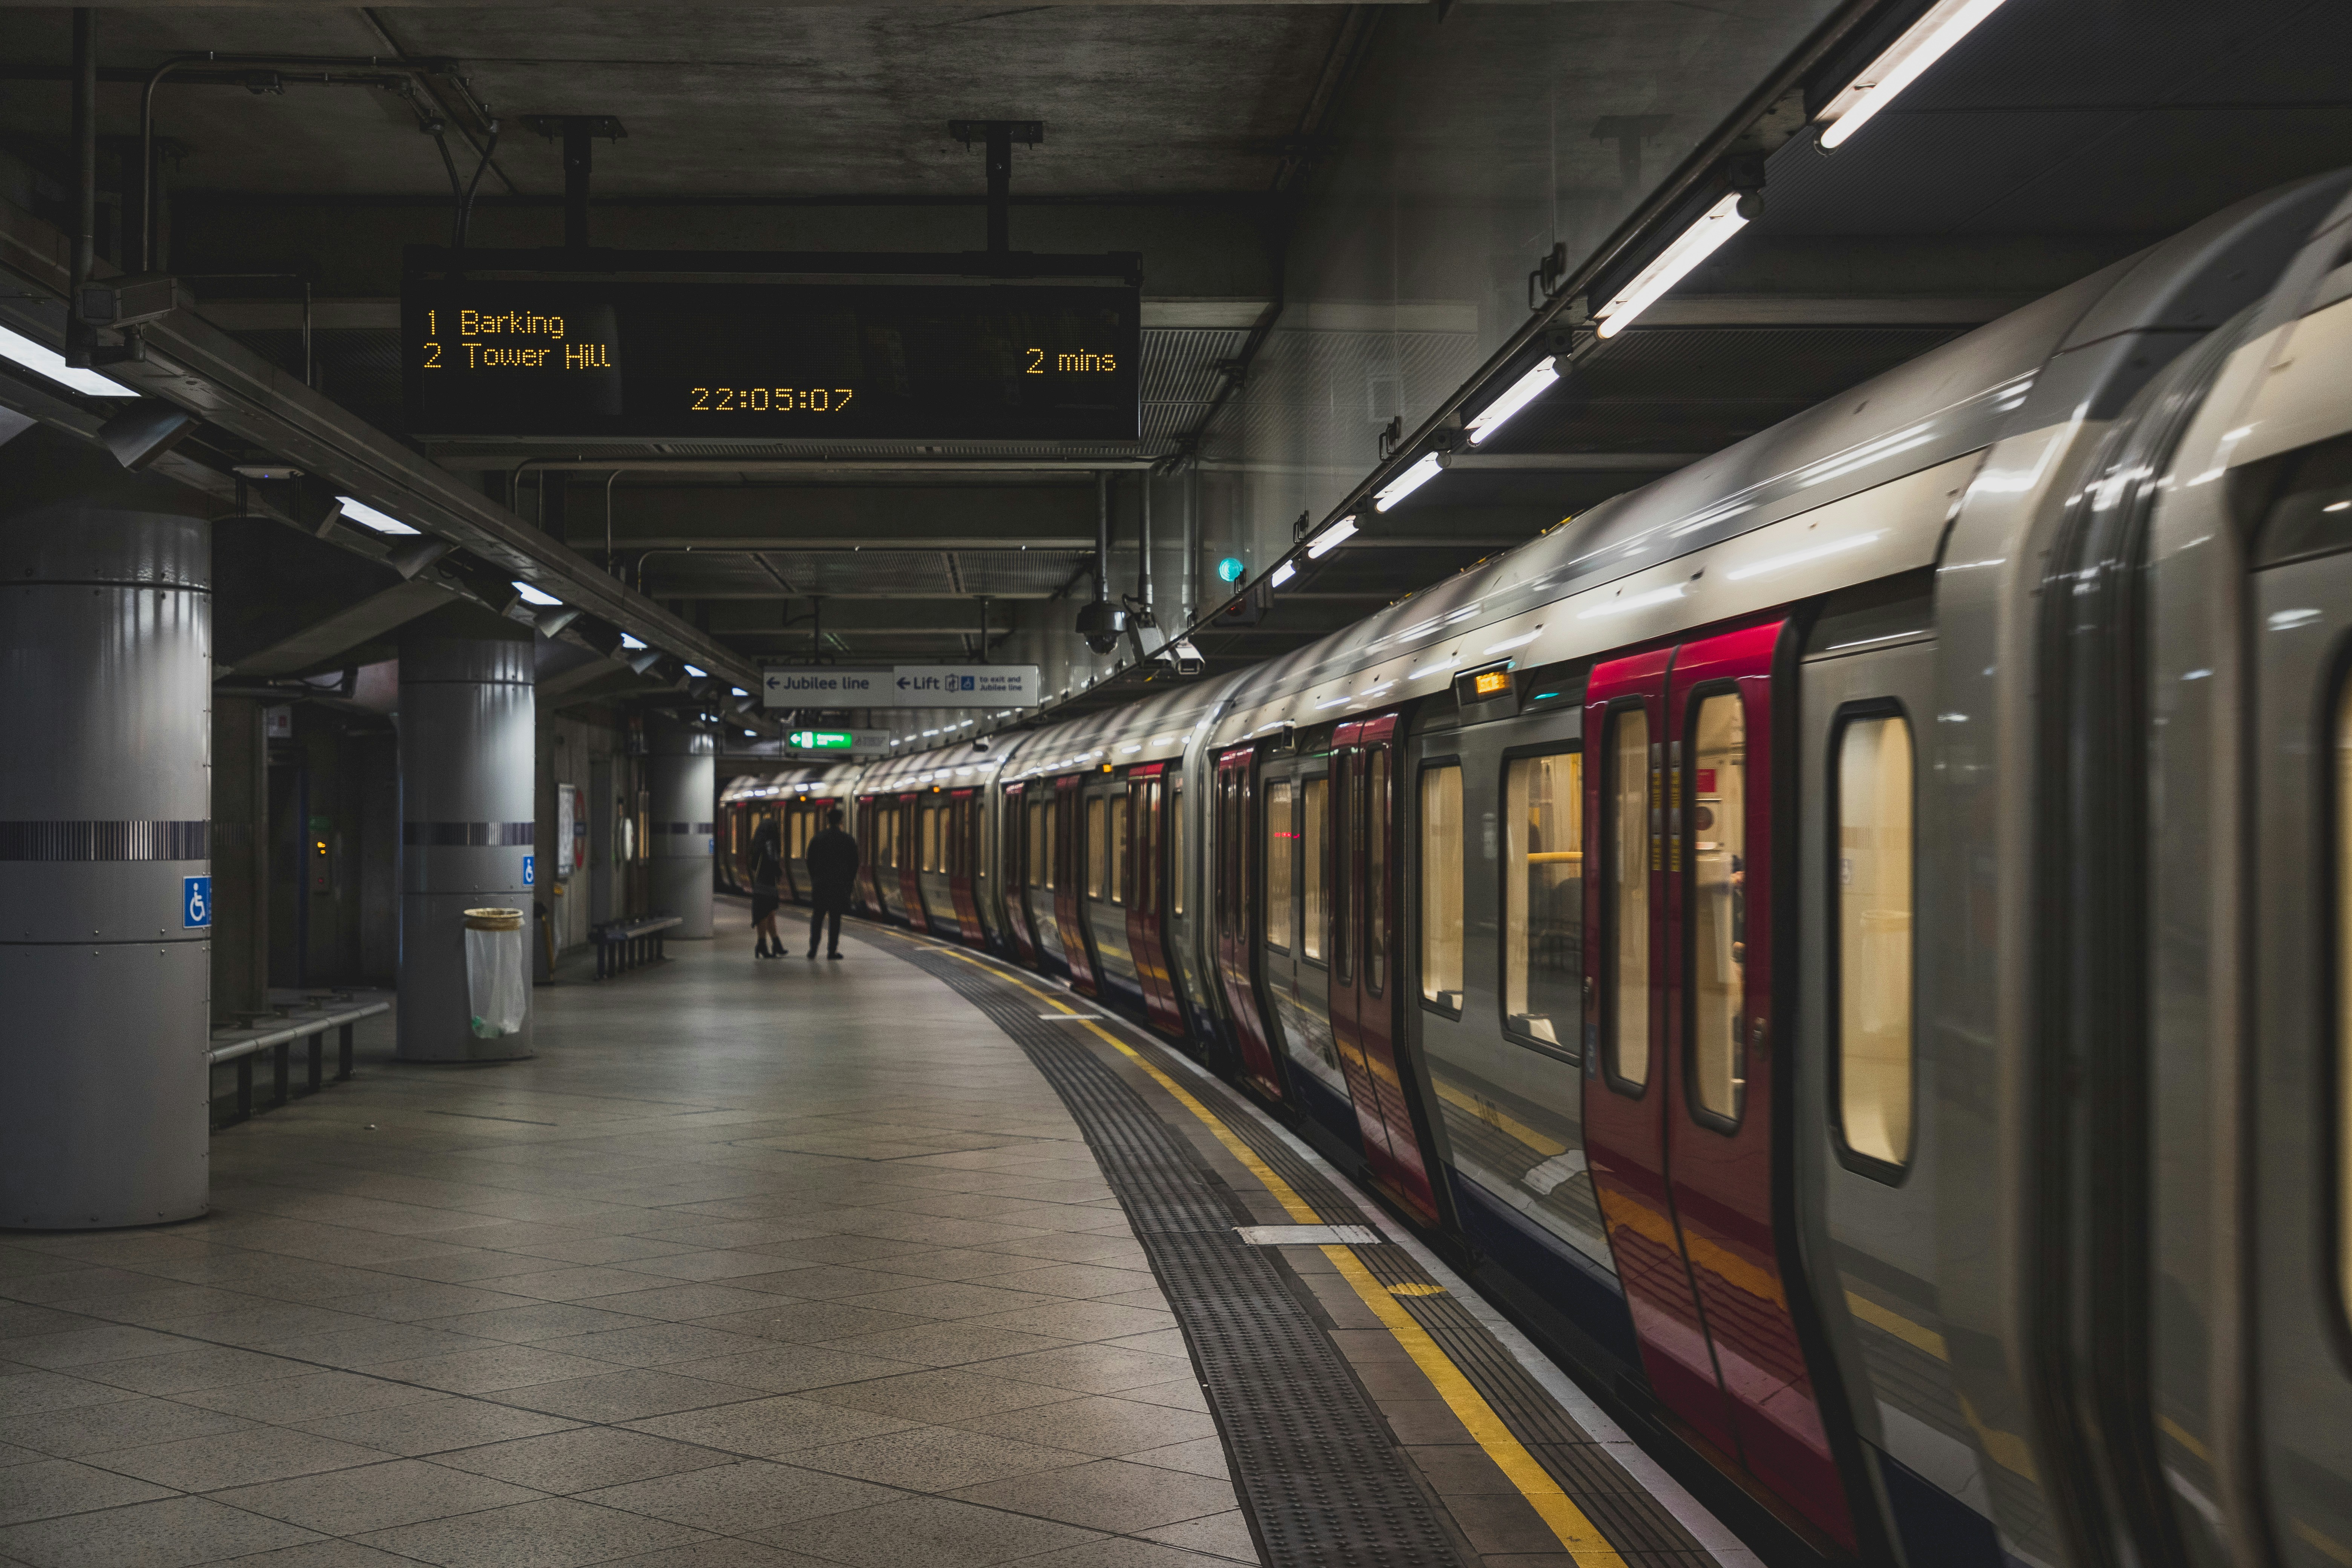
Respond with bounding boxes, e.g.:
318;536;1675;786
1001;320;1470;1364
229;577;457;678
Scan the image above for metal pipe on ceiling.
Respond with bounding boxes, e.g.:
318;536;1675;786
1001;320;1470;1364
496;458;1159;477
1138;470;1153;616
68;11;93;367
1094;473;1111;608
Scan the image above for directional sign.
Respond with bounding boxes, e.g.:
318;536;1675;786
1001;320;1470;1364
886;665;1039;709
784;729;891;756
764;666;1038;710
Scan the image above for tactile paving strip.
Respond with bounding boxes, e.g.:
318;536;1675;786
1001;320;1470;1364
896;944;1469;1568
888;936;1720;1568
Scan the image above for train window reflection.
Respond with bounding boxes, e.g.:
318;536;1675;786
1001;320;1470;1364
1836;709;1914;1170
1170;781;1185;918
1266;780;1295;952
1367;749;1390;996
1689;693;1747;1127
2340;683;2352;1311
1303;778;1328;961
1421;765;1464;1009
1505;751;1582;1049
1606;709;1651;1090
1111;792;1130;908
1086;796;1106;900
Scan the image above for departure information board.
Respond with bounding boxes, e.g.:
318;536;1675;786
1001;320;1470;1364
401;276;1140;441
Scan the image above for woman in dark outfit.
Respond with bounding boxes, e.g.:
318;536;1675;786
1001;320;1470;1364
749;820;785;960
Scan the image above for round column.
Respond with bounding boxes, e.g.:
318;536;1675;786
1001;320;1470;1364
0;428;211;1230
398;604;535;1062
647;715;715;939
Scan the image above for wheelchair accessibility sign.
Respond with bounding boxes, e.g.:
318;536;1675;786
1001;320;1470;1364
183;876;212;929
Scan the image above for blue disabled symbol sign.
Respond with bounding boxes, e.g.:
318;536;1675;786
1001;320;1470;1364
183;875;212;929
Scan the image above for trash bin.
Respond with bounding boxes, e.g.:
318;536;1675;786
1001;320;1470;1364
463;908;528;1040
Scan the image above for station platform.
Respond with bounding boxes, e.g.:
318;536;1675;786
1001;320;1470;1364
0;910;1745;1568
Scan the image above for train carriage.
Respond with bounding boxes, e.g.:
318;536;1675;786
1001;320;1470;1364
732;174;2352;1568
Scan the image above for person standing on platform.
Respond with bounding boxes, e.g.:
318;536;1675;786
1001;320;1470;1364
749;819;785;960
804;806;859;960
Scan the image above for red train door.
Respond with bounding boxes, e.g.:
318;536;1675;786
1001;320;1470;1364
1003;782;1037;963
1583;620;1854;1547
948;789;984;945
1328;715;1441;1224
1125;766;1183;1035
853;795;883;913
896;795;928;933
1054;775;1097;995
1213;746;1282;1099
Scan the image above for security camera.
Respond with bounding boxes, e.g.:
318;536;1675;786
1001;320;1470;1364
1075;600;1127;656
1159;638;1205;677
971;735;993;753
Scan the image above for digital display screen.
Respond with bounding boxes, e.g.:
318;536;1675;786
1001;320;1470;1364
402;276;1140;441
1473;670;1512;697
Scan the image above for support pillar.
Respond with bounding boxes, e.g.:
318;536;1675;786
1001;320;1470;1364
0;428;211;1230
397;604;534;1062
646;715;714;939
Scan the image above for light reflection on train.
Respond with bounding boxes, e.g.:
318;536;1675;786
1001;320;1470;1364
721;179;2352;1568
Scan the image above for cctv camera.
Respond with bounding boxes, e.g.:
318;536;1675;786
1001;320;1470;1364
971;735;993;753
1075;600;1127;655
1161;638;1205;677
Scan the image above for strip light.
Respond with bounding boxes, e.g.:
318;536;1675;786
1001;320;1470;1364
339;496;418;536
619;633;648;651
1374;452;1443;512
1306;515;1357;559
0;324;135;397
511;581;560;607
1596;194;1752;340
683;664;708;678
1269;560;1297;588
1467;357;1559;446
1818;0;2011;150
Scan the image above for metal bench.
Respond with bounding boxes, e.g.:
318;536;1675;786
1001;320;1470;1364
594;912;682;979
208;994;390;1125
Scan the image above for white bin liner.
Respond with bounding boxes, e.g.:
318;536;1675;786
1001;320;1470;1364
463;908;528;1039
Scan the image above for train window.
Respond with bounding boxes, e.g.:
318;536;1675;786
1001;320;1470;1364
2340;681;2352;1312
1366;749;1390;996
1086;796;1106;900
1303;778;1328;962
2252;431;2352;569
1605;707;1651;1092
1421;764;1465;1010
1266;780;1295;951
1334;763;1354;987
1505;750;1582;1050
1170;779;1185;918
1111;792;1131;908
1689;692;1747;1128
1834;707;1916;1173
919;805;934;874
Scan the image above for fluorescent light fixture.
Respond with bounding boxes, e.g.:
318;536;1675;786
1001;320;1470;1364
338;496;419;536
1818;0;2011;150
1596;193;1751;340
1467;357;1559;446
1374;453;1443;511
732;686;748;696
511;580;560;607
0;324;135;396
682;663;707;678
619;633;648;651
1269;560;1297;588
1483;631;1541;655
1306;515;1358;559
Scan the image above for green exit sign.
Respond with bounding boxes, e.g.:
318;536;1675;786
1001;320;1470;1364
788;730;856;750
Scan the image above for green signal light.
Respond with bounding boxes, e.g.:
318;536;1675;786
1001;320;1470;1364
1216;556;1246;584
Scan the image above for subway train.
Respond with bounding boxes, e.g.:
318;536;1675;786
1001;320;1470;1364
717;175;2352;1568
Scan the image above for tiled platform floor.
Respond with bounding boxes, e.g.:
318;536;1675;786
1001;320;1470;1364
0;922;1254;1568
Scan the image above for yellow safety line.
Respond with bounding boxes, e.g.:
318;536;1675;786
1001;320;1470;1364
894;929;1629;1568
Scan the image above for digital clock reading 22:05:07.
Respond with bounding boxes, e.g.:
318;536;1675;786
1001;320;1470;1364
400;273;1141;443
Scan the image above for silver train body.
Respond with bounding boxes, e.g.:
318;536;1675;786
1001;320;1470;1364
719;173;2352;1568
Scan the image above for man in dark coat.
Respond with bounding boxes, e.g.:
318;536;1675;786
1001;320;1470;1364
803;805;860;959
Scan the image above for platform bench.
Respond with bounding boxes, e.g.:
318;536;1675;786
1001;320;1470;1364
595;913;683;979
208;996;390;1126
